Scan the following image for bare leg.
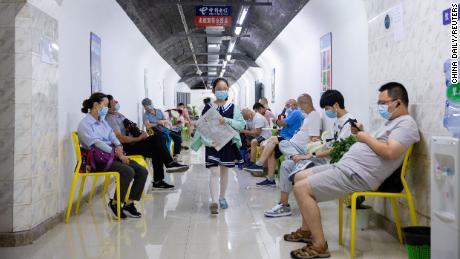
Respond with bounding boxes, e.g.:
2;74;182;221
250;139;258;163
257;137;279;164
293;178;327;248
280;191;289;205
267;153;276;178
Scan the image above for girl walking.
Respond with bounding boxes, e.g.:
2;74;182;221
191;78;245;214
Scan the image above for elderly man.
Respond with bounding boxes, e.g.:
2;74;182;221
105;95;189;190
287;83;420;259
245;98;305;187
241;108;272;169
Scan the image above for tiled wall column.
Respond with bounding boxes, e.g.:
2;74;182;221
0;0;26;233
0;0;59;242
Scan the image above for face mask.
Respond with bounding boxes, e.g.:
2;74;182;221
325;110;337;119
148;104;155;110
378;105;392;120
114;103;120;112
215;90;228;100
286;107;293;116
98;106;108;119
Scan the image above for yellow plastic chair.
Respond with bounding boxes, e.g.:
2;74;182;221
66;132;121;223
88;155;149;203
338;145;416;258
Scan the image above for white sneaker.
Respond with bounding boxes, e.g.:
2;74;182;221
264;203;292;217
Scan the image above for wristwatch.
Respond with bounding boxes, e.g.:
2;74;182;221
312;152;317;158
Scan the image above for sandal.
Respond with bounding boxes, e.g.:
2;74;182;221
290;242;330;259
284;228;312;243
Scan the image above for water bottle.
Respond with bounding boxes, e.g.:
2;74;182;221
444;100;460;138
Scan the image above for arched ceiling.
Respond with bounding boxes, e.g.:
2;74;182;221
116;0;309;89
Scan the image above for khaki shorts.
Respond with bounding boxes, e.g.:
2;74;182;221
307;164;371;202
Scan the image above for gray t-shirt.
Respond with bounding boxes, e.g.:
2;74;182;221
105;113;128;136
336;115;420;190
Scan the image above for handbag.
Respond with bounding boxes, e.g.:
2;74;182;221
87;145;115;172
123;118;142;137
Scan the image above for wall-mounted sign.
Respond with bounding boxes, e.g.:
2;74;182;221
320;32;332;92
195;5;232;27
90;32;102;93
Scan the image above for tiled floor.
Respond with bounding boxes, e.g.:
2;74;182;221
0;149;408;259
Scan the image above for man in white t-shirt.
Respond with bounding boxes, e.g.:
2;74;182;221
265;90;356;218
286;83;420;259
252;94;319;188
241;108;271;165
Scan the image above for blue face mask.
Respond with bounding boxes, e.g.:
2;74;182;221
378;104;392;120
215;90;228;100
98;106;108;119
285;107;292;116
114;103;120;112
148;104;155;110
325;110;337;119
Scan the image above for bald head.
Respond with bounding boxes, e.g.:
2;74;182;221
259;97;269;108
242;108;254;120
297;93;314;113
286;99;297;108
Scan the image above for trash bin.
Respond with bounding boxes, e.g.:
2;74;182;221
403;227;430;259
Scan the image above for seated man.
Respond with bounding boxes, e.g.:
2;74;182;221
288;82;420;259
141;98;182;158
241;108;272;169
258;97;277;123
265;90;356;218
106;95;189;190
245;98;305;187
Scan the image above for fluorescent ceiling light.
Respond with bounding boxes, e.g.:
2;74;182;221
228;41;235;53
208;43;219;48
208;71;217;75
226;54;232;61
234;26;242;36
237;6;249;25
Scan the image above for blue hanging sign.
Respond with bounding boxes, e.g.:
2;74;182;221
196;6;232;17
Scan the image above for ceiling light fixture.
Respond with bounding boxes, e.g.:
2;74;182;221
234;26;242;36
208;71;217;75
226;54;232;61
237;6;249;25
228;41;235;53
208;43;219;48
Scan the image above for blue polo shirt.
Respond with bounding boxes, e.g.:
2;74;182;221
279;109;304;140
143;108;167;133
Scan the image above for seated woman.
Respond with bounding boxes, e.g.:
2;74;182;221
77;92;148;219
141;98;182;157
